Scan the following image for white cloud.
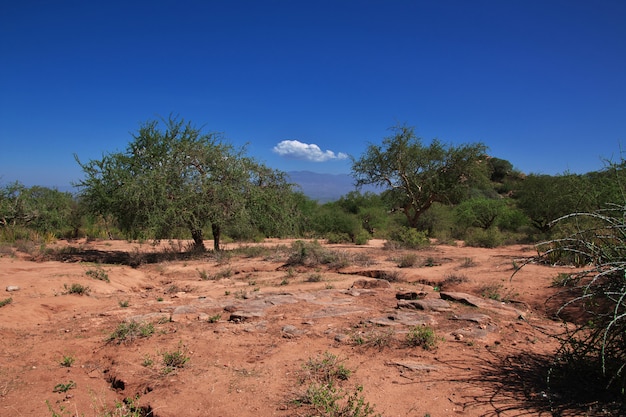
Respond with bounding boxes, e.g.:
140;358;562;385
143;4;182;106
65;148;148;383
272;140;348;162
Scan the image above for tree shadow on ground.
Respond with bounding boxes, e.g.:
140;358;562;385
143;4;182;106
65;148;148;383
442;349;624;417
39;247;208;267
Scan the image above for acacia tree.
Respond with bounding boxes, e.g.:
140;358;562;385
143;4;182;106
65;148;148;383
75;117;295;251
515;173;595;233
351;125;489;229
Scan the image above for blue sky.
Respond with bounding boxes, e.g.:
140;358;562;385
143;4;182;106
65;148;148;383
1;0;625;187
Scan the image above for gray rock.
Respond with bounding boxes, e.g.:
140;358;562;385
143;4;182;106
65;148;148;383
397;298;451;312
440;291;525;318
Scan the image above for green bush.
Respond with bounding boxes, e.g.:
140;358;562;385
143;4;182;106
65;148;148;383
387;227;429;249
533;204;626;401
405;325;438;350
463;227;503;248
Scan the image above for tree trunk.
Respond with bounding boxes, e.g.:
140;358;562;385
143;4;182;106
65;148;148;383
190;228;206;252
212;223;221;252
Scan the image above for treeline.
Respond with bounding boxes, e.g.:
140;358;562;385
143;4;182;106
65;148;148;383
1;159;624;248
1;117;624;249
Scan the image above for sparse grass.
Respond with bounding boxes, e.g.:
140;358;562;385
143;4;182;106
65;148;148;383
285;240;351;269
351;327;395;350
406;325;438;350
107;321;155;344
85;266;109;282
118;299;130;308
551;272;577;287
293;352;381;417
162;342;189;373
378;270;402;282
480;283;504;301
207;313;221;323
397;253;418;268
301;352;352;384
479;283;517;302
424;256;436;267
0;297;12;308
441;273;469;289
307;273;323;282
52;380;76;393
141;354;154;367
63;283;90;295
460;257;476;268
59;355;75;367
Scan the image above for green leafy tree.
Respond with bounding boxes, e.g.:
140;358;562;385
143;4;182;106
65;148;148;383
0;182;78;235
335;191;389;235
455;198;507;230
76;117;295;251
351;125;489;229
515;174;594;233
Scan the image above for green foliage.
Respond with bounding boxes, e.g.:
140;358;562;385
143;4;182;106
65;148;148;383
63;283;90;295
406;325;438;350
302;352;352;384
455;198;506;230
297;383;380;417
0;182;80;237
294;352;380;417
463;227;504;248
52;381;76;393
75;116;296;251
533;204;626;399
107;321;155;344
387;226;429;249
352;124;489;228
285;240;348;268
515;173;595;234
59;355;75;367
162;342;190;373
86;266;109;282
0;297;12;307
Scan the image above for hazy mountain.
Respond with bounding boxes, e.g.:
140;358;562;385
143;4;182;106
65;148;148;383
287;171;381;202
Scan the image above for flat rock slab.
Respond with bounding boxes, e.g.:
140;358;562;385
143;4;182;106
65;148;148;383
397;298;452;312
451;313;492;324
369;311;436;327
228;311;265;322
389;360;439;372
440;291;524;318
305;305;369;319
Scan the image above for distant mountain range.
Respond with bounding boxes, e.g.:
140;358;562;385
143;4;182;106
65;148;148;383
287;171;381;202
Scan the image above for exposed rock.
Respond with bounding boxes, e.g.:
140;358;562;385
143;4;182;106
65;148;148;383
228;311;264;322
281;325;304;338
440;291;525;318
451;313;492;324
351;279;391;289
6;285;20;292
395;291;426;300
389;360;439;372
397;298;452;312
369;311;436;327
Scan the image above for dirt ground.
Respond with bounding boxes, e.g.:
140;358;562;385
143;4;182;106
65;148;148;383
0;238;610;416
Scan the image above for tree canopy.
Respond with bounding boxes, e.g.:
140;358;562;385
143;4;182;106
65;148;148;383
75;117;296;251
351;125;489;228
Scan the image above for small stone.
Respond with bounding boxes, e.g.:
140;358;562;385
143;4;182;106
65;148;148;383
6;285;20;292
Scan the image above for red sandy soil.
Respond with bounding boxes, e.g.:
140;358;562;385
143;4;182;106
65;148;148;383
0;238;605;416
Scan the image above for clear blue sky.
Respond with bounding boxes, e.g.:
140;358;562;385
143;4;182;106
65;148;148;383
1;0;625;188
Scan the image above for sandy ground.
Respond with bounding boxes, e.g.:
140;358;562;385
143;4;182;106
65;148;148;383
0;238;606;416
